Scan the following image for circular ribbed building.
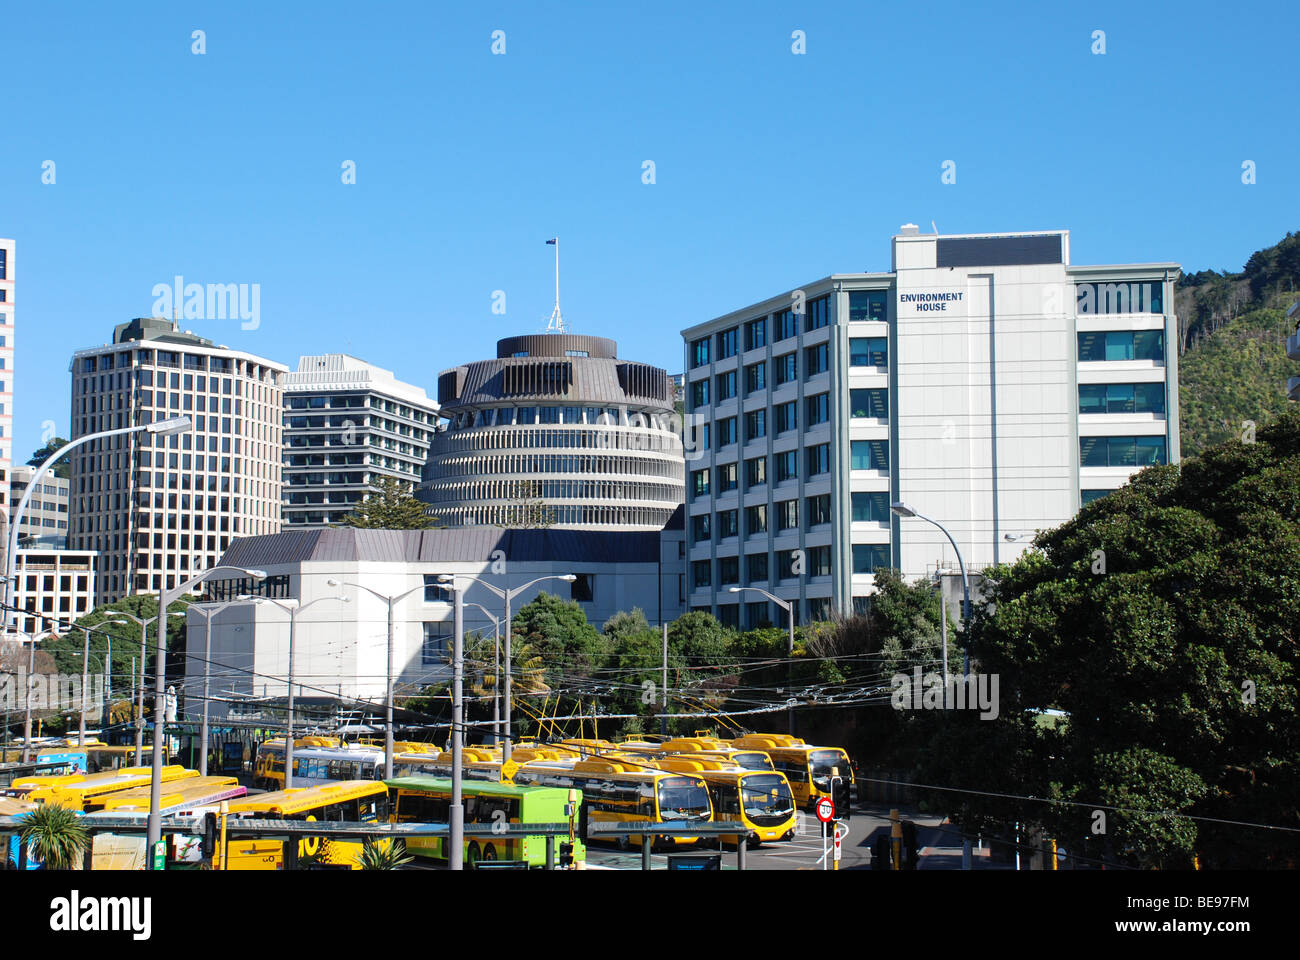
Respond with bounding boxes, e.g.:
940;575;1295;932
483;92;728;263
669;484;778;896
420;334;685;529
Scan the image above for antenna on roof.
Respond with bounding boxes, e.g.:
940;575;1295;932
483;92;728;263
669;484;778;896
545;237;565;333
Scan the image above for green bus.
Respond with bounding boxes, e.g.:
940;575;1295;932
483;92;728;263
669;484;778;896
384;776;586;868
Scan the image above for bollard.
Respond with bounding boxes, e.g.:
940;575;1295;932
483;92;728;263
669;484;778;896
642;837;652;871
890;808;902;871
545;835;554;870
737;836;746;871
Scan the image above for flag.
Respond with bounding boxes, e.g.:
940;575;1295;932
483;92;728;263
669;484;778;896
546;238;557;245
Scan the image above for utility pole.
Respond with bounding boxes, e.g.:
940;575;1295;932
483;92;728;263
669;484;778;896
661;622;668;737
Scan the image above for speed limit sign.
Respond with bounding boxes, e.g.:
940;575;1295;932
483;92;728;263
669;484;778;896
815;797;835;823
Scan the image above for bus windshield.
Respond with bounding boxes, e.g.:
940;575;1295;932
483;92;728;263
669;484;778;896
732;752;775;772
809;750;852;788
657;777;710;821
740;775;795;822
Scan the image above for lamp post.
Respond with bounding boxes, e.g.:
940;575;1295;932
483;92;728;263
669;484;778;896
66;619;128;745
187;600;252;776
729;586;797;735
427;577;466;870
111;609;187;764
437;574;576;763
7;417;193;762
147;564;266;857
462;601;506;745
328;579;426;779
242;592;349;790
890;500;972;871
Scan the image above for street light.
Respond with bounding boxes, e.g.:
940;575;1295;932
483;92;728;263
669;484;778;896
147;564;265;857
327;579;426;779
186;600;253;776
890;500;972;870
9;416;194;761
110;609;187;764
64;619;128;745
729;586;797;735
437;573;576;763
425;577;466;870
462;602;506;745
240;592;349;791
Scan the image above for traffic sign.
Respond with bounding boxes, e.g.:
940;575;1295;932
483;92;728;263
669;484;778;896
500;759;519;782
833;825;842;861
815;797;835;823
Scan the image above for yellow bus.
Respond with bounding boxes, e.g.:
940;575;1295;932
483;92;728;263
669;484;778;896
224;780;389;870
17;765;198;810
253;739;385;790
91;775;246;814
730;735;853;816
617;739;777;773
697;769;797;846
512;758;713;850
86;744;167;772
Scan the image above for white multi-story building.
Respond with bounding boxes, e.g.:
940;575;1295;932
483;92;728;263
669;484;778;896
7;548;97;638
68;317;288;604
9;465;70;548
0;238;14;515
283;354;439;528
680;228;1180;627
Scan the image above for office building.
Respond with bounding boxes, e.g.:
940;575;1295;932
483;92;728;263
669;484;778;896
9;465;70;548
7;548;97;638
68;317;287;604
283;354;439;528
681;228;1180;626
420;334;684;530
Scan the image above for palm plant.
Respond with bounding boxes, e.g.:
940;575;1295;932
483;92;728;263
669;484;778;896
19;803;89;870
357;838;413;870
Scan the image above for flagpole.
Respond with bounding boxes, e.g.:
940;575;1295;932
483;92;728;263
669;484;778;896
546;237;564;332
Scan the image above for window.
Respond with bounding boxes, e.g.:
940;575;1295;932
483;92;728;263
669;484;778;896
806;393;829;425
776;499;799;530
776;550;800;580
422;624;448;665
716;462;738;493
849;337;887;367
806;493;831;526
746;504;768;536
804;343;828;376
851;491;889;523
744;318;767;351
808;545;832;577
690;379;710;409
718;556;740;585
849;290;887;322
745;456;766;488
746;553;769;585
852;544;890;574
806;443;830;476
0;248;6;280
775;309;798;341
571;574;594;602
851;439;889;471
423;574;442;602
745;409;767;441
805;295;830;331
717;509;739;539
691;469;710;498
775;353;797;385
716;327;738;360
714;416;737;448
775;450;799;482
715;370;737;402
693;560;712;588
1079;435;1167;467
1075;281;1164;315
691;337;711;368
692;514;712;543
1077;330;1165;363
1081;489;1111;505
745;362;766;395
1078;383;1165;415
775;401;798;433
850;388;889;419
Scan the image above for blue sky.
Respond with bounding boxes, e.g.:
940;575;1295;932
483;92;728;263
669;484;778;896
2;0;1295;459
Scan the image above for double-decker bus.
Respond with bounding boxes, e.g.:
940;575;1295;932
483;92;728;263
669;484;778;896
512;758;713;850
730;735;854;817
15;765;198;810
253;740;385;790
385;775;586;868
224;780;389;870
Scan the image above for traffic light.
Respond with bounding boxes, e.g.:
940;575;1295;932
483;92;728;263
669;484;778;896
559;841;574;868
201;812;218;858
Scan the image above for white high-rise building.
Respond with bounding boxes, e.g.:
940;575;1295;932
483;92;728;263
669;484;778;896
680;228;1180;627
68;317;288;604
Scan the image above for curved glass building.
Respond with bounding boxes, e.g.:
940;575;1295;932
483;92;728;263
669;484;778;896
420;334;684;530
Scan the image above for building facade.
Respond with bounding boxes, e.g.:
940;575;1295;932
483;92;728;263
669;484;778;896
186;525;685;719
0;238;14;514
9;465;70;548
282;354;439;528
420;334;684;530
7;548;97;638
68;317;287;604
680;228;1180;627
1287;305;1300;400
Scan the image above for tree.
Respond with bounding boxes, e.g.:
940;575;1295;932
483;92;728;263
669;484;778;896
500;480;556;529
27;438;70;479
339;478;439;529
19;803;89;869
929;409;1300;868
